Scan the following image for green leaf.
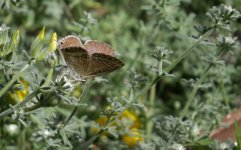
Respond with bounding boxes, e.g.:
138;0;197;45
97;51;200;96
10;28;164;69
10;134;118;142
59;129;71;147
197;138;214;146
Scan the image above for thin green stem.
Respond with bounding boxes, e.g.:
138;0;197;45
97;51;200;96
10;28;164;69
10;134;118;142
180;48;224;118
23;103;42;112
0;90;39;119
82;88;134;149
83;111;116;149
41;67;54;87
0;65;59;119
133;28;214;102
180;64;212;118
61;80;90;127
18;123;25;150
220;78;230;112
112;29;215;121
146;83;156;138
167;123;179;146
62;106;78;127
165;29;214;73
0;64;30;98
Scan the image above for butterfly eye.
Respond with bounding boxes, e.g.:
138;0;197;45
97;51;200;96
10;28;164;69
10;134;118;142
60;41;64;45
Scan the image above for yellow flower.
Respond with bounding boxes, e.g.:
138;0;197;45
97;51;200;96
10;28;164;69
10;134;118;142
96;116;108;126
119;110;141;129
2;78;29;105
121;128;143;147
14;78;28;101
95;110;143;147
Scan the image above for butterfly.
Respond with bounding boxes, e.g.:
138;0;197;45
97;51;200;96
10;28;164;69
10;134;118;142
58;35;124;78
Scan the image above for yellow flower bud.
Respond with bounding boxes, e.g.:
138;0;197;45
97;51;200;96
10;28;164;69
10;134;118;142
48;32;57;52
30;27;46;58
12;30;20;45
37;26;45;39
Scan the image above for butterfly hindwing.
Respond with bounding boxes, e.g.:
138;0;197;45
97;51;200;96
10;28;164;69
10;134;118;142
88;53;124;76
61;47;90;77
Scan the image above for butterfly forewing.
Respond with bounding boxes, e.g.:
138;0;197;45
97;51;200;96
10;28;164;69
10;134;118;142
59;35;84;49
84;40;116;56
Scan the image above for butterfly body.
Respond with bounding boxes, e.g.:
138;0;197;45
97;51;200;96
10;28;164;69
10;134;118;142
58;36;124;78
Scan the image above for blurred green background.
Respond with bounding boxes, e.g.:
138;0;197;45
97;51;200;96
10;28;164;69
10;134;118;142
1;0;241;149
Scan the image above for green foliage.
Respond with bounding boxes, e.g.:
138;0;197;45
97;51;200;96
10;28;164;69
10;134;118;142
1;0;241;150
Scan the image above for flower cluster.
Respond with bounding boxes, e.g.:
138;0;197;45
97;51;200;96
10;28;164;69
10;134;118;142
94;110;143;147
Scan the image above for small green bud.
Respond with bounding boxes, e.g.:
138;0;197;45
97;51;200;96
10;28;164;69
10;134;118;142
216;36;238;52
4;30;20;60
30;27;46;58
39;90;61;107
0;24;9;46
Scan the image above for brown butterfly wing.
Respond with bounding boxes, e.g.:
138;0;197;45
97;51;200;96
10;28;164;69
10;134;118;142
88;53;124;76
84;40;116;57
61;47;90;77
59;35;84;49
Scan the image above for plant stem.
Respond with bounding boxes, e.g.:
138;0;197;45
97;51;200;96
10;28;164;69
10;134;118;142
19;123;26;150
83;111;117;149
133;28;214;102
146;83;156;138
167;123;179;146
61;80;90;127
23;103;42;112
220;78;230;112
0;90;39;119
0;66;58;119
0;64;30;98
62;106;79;127
180;64;212;118
165;30;214;73
180;48;224;118
41;67;54;87
112;29;215;122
